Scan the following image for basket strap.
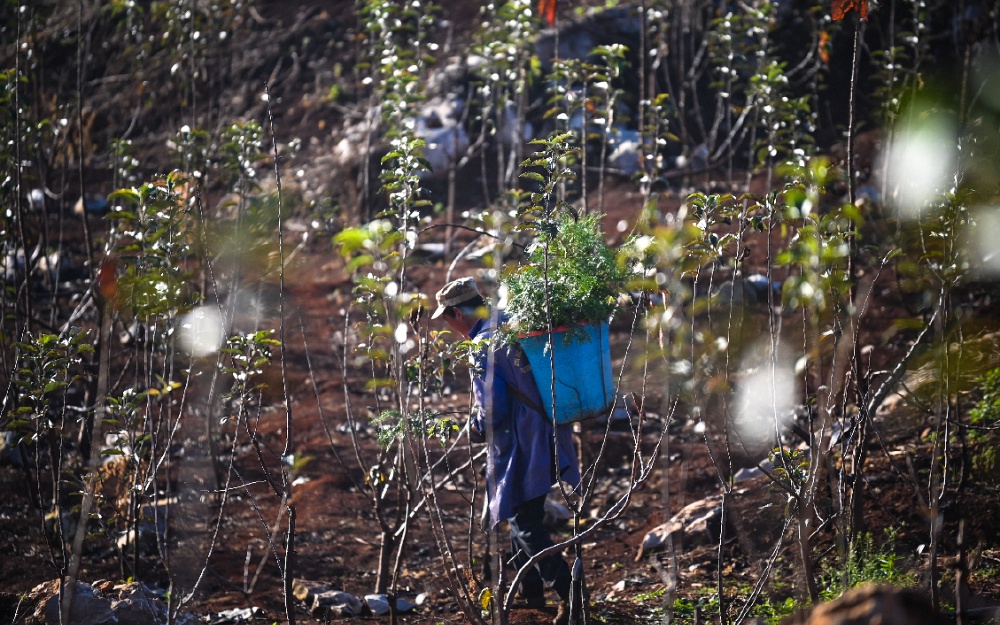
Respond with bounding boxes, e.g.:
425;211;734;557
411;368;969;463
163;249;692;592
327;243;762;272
478;325;546;416
505;378;545;415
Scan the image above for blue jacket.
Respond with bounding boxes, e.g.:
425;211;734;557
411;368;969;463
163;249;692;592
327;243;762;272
468;317;581;528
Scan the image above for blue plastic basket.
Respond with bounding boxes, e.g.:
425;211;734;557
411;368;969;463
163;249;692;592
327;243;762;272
519;322;614;424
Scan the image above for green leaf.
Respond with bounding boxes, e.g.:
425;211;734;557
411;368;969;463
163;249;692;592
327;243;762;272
108;189;141;204
347;254;376;273
364;378;395;390
334;228;372;255
43;381;68;394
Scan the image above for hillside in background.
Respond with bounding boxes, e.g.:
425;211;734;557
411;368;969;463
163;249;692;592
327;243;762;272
4;1;1000;624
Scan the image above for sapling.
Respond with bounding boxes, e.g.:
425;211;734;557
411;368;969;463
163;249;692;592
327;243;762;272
6;329;93;572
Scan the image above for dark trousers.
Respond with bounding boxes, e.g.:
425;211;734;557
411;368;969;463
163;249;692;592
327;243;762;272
508;495;571;603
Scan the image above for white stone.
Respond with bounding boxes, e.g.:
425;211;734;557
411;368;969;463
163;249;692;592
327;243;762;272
312;589;362;617
636;494;724;559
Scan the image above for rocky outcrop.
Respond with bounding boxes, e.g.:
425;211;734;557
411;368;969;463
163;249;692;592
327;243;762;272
22;579;197;625
782;584;946;625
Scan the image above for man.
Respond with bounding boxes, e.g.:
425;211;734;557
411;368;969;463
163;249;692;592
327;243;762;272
432;277;581;625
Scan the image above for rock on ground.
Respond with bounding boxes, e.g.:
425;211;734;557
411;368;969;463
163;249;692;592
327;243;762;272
636;493;723;560
24;579;197;625
782;584;946;625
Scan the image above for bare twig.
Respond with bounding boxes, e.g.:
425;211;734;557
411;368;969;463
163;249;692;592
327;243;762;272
265;81;297;625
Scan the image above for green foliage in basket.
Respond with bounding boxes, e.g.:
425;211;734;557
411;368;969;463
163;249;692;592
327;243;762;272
501;210;632;337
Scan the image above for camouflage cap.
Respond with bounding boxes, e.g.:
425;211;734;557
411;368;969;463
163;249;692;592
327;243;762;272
431;277;481;319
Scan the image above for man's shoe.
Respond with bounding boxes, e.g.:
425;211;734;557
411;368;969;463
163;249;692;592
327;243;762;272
553;601;569;625
520;595;546;609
